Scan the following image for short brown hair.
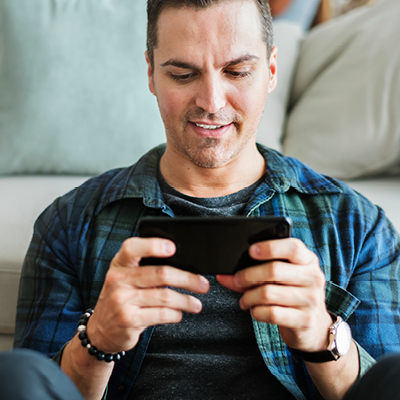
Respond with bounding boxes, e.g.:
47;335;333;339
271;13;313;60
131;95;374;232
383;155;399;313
146;0;273;69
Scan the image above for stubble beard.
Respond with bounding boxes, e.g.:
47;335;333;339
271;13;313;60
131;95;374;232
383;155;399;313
166;124;246;169
165;108;250;169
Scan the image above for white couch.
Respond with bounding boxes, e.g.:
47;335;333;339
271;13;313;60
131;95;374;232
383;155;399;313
1;0;400;351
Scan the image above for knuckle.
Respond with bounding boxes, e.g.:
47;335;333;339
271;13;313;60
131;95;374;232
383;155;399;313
158;308;169;324
267;307;280;325
269;261;280;278
315;271;326;287
306;290;320;306
119;239;134;257
156;266;172;284
302;312;313;328
310;252;320;265
311;266;326;288
260;285;272;302
159;289;174;306
240;268;253;284
158;308;181;324
250;306;262;321
290;238;304;258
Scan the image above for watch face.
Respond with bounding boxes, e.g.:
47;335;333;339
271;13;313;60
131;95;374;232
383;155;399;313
335;321;352;356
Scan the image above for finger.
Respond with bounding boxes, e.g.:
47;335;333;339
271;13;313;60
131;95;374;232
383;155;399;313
233;261;321;290
133;266;210;294
129;287;203;314
114;237;176;268
239;284;316;311
216;274;245;293
249;238;318;266
249;305;309;328
126;305;186;329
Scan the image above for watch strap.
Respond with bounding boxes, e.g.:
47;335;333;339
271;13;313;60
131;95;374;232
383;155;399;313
289;347;338;363
289;312;343;363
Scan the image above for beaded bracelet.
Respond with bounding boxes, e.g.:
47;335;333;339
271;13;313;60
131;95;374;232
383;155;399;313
77;309;126;363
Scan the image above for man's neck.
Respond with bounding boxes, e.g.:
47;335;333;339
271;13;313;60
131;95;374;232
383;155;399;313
159;143;266;198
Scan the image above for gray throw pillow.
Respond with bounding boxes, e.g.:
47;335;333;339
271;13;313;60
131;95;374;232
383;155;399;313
283;0;400;179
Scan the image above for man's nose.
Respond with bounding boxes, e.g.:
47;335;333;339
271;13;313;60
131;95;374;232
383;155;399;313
195;75;227;114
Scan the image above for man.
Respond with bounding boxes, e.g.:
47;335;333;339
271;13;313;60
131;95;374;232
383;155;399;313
13;1;400;400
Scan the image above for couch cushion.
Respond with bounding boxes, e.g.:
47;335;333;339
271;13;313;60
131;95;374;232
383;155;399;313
0;1;301;176
345;177;400;233
283;0;400;179
0;176;89;337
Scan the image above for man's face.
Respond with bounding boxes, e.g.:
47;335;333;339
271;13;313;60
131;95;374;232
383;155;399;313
146;0;277;169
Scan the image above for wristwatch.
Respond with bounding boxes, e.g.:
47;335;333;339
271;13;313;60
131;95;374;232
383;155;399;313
290;312;352;363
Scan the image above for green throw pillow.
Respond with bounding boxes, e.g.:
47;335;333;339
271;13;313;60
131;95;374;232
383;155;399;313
0;0;165;175
0;0;301;175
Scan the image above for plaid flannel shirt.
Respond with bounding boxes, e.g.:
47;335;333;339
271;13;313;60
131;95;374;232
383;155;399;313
15;144;400;399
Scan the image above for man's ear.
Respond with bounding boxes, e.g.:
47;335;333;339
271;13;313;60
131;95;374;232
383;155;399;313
268;46;278;94
145;51;156;96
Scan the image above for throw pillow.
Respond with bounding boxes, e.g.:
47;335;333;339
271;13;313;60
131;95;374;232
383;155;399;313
0;0;164;175
282;0;400;179
0;1;301;175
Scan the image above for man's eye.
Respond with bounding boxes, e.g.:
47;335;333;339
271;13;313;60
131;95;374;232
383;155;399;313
226;70;251;78
170;73;195;82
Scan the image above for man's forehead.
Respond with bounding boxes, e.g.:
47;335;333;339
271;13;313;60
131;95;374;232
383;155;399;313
154;1;265;63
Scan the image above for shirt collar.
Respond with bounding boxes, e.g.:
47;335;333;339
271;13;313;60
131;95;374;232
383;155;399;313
94;143;342;216
257;144;342;195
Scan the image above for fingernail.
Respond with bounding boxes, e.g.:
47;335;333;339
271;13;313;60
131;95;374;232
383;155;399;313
199;275;209;290
233;274;241;288
250;244;260;258
194;298;202;312
163;240;175;255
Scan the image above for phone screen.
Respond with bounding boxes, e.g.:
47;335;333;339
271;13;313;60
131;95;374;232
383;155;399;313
138;216;291;274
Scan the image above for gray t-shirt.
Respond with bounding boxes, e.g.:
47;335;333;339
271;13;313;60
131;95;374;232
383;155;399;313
128;173;294;399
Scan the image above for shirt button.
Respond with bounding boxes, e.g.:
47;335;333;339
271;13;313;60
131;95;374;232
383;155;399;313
117;384;125;395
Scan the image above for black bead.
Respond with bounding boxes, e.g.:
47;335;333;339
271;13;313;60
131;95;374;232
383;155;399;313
104;354;114;363
81;338;89;348
78;331;87;341
96;351;105;361
78;319;87;326
88;346;98;356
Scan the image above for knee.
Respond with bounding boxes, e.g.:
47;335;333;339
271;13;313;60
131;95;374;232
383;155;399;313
0;349;51;381
345;352;400;400
368;352;400;382
0;349;60;399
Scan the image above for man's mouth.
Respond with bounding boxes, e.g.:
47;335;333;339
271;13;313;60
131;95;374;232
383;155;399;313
194;123;226;130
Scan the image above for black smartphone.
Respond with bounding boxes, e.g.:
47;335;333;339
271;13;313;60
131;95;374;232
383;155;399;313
138;216;292;275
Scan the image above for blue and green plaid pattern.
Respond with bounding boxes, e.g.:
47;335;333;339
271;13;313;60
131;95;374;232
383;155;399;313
15;144;399;399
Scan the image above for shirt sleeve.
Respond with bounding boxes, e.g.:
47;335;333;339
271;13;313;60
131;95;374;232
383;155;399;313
14;190;85;357
344;194;400;361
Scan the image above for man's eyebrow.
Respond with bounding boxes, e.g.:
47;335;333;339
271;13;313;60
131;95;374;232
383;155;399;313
160;54;260;69
224;54;260;67
160;60;196;69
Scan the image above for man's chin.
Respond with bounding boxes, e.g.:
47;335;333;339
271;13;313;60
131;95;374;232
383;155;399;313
185;146;239;169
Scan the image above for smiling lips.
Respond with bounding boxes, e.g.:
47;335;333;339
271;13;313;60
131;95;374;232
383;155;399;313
195;123;224;130
191;121;232;137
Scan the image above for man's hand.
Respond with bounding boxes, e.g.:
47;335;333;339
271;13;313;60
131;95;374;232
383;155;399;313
87;237;210;354
217;238;332;352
